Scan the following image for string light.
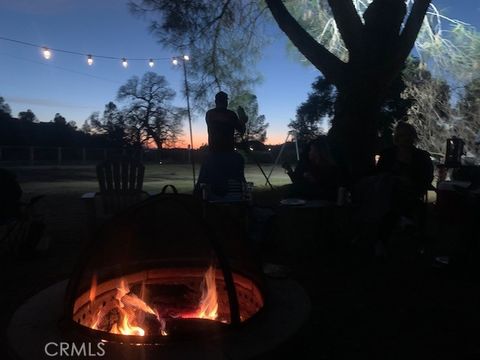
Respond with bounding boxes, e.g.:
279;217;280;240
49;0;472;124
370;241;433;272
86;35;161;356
0;36;185;69
42;47;51;60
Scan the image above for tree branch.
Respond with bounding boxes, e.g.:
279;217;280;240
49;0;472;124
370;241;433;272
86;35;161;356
265;0;345;85
397;0;432;66
327;0;363;54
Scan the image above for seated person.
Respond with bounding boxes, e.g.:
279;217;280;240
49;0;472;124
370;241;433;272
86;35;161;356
283;136;341;201
376;122;434;246
377;122;433;200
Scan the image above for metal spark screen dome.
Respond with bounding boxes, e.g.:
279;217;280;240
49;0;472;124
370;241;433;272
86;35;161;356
63;191;265;343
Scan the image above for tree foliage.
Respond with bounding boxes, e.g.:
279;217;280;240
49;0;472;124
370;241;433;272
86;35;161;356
84;73;185;149
116;72;185;148
53;113;67;126
457;77;480;156
18;109;38;123
87;102;127;147
401;61;452;154
228;91;269;143
0;96;11;116
129;0;269;108
289;76;335;142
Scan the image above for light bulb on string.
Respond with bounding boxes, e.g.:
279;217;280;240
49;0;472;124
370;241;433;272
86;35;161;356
87;54;93;66
183;55;189;61
42;47;51;60
122;58;128;68
148;59;154;68
172;58;178;66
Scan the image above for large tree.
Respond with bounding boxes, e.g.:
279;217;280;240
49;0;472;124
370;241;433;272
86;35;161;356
117;72;185;148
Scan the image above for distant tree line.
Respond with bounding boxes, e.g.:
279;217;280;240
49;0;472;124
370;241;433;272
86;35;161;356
1;71;270;150
0;72;186;149
0;97;105;147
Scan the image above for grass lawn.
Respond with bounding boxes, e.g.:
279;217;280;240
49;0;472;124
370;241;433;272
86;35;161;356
6;163;290;195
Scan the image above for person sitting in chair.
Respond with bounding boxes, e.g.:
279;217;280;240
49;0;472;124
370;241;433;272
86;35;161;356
375;121;434;253
196;91;248;198
282;136;341;201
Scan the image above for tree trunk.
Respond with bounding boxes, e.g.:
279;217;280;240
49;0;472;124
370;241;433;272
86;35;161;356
328;84;382;182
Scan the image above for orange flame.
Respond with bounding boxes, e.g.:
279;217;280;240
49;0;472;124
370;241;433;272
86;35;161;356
181;266;219;320
88;273;97;304
88;266;219;336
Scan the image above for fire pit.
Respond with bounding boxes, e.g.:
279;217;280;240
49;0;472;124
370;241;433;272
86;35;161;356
8;193;310;359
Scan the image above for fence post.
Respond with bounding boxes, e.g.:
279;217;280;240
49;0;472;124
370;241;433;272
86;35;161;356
29;146;35;166
57;147;62;165
82;147;86;164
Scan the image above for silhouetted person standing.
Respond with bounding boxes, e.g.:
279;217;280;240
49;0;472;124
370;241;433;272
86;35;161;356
197;91;248;198
206;91;246;152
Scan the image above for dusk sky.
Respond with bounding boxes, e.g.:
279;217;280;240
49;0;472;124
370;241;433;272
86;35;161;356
0;0;479;147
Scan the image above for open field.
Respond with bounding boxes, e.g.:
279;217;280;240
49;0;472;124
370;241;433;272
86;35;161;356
5;163;290;195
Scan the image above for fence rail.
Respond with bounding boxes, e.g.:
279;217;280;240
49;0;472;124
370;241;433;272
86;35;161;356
0;146;196;165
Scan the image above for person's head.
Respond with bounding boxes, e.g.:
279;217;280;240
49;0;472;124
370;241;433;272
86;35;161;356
308;136;335;167
393;122;417;147
215;91;228;109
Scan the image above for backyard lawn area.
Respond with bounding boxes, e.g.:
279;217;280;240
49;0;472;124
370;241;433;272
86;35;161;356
11;163;290;195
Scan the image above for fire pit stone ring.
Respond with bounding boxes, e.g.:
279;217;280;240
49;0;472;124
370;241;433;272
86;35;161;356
8;277;310;359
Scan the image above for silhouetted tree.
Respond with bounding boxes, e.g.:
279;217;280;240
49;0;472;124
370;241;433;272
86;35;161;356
53;113;67;126
117;72;185;148
18;109;37;123
87;102;127;147
290;64;413;147
229;91;268;143
0;96;11;116
289;76;335;142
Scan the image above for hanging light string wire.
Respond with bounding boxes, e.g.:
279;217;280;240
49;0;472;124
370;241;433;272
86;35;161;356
0;36;172;61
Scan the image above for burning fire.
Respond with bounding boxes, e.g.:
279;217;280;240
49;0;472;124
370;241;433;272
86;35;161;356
88;266;219;336
181;265;218;320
